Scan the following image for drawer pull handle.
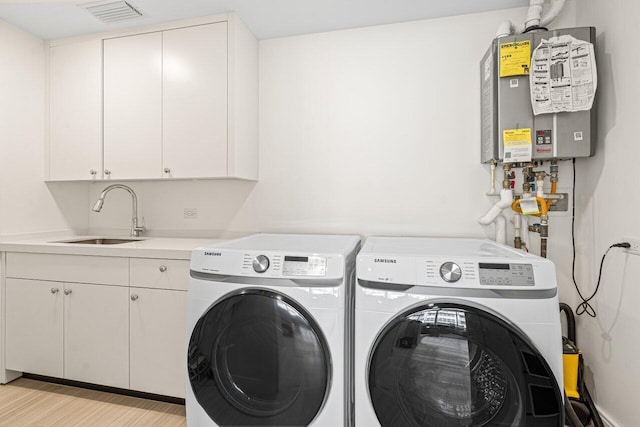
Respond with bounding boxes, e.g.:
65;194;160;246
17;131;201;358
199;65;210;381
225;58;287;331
64;289;72;295
159;265;167;272
51;288;59;294
131;294;139;301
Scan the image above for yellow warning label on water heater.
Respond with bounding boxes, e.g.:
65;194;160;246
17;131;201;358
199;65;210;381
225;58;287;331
503;128;532;162
499;40;531;77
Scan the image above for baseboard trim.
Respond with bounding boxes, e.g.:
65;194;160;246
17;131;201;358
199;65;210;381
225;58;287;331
22;373;185;405
596;405;619;427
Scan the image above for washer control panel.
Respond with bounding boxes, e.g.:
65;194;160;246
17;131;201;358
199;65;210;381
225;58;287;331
192;249;343;279
283;256;327;277
478;263;535;286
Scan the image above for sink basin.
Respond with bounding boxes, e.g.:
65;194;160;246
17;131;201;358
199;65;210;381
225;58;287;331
54;238;144;245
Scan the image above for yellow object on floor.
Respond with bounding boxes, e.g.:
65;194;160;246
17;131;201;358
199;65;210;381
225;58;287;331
563;341;581;399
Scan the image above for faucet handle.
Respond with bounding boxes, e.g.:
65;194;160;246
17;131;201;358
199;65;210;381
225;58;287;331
131;216;146;237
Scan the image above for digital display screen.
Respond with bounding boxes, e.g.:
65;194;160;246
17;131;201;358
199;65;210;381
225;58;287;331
478;263;535;286
283;255;326;276
479;263;510;270
284;256;308;262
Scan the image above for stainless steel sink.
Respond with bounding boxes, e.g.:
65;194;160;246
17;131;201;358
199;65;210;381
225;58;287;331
54;238;144;245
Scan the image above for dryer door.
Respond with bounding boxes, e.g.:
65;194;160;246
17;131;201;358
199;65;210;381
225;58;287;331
368;303;563;427
188;289;331;426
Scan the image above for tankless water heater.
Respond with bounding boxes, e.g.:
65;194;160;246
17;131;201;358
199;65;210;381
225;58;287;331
481;27;596;163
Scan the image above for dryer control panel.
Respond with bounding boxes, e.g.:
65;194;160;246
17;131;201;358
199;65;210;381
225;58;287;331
356;237;557;291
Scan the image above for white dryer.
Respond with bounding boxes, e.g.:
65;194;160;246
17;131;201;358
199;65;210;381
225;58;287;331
186;233;360;427
355;237;564;427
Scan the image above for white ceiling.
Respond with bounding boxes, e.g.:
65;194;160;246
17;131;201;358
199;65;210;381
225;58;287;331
0;0;531;41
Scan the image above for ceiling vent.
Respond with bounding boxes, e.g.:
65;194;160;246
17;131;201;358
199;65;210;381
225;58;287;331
81;1;143;24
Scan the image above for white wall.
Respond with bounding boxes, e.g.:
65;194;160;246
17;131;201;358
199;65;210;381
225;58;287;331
0;19;88;236
573;2;640;426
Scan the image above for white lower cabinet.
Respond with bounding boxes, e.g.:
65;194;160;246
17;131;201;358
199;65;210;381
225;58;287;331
5;278;64;377
130;287;187;397
5;278;129;388
64;282;129;389
4;253;189;398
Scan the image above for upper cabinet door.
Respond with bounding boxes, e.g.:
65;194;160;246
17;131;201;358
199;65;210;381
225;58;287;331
104;32;162;179
49;39;103;181
162;23;228;178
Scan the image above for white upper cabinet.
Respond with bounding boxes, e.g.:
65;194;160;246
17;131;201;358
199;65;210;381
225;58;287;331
104;32;163;180
163;23;228;179
46;13;258;182
49;39;103;181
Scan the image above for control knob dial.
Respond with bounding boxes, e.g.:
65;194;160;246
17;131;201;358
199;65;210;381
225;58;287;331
440;262;462;283
253;255;270;273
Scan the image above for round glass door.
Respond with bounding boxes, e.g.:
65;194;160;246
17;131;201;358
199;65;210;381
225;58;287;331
188;289;331;426
368;303;562;427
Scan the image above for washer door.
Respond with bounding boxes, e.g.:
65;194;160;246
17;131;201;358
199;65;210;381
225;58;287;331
368;303;562;427
188;289;331;426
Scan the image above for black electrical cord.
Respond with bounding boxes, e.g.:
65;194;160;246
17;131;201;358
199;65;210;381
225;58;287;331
575;243;630;317
571;159;630;317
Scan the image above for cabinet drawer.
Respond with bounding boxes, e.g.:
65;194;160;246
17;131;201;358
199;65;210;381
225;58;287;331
6;253;129;286
130;258;190;291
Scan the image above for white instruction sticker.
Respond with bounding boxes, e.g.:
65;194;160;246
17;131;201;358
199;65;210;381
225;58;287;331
530;35;597;115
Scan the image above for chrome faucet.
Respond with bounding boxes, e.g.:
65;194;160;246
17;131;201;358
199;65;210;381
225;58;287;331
92;184;145;237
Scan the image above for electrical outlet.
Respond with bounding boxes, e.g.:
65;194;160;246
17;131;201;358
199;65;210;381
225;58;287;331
624;237;640;255
184;208;198;219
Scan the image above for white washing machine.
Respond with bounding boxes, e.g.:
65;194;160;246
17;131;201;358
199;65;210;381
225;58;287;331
186;233;360;427
355;237;564;427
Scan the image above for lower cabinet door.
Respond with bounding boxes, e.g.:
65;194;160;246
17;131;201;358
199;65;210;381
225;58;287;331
64;282;129;389
5;278;64;377
129;287;187;397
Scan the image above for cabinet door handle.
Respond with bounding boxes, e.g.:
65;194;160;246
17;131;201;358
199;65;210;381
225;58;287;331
131;294;139;301
51;288;59;294
164;168;171;174
90;169;97;176
104;169;111;176
159;265;167;272
64;289;72;295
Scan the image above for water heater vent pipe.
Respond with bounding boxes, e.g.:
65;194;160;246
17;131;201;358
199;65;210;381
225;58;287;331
495;0;566;38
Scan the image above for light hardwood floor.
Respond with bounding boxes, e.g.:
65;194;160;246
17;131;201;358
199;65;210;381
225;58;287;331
0;378;186;426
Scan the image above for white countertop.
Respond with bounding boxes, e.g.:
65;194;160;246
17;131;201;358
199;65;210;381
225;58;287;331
0;233;226;260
